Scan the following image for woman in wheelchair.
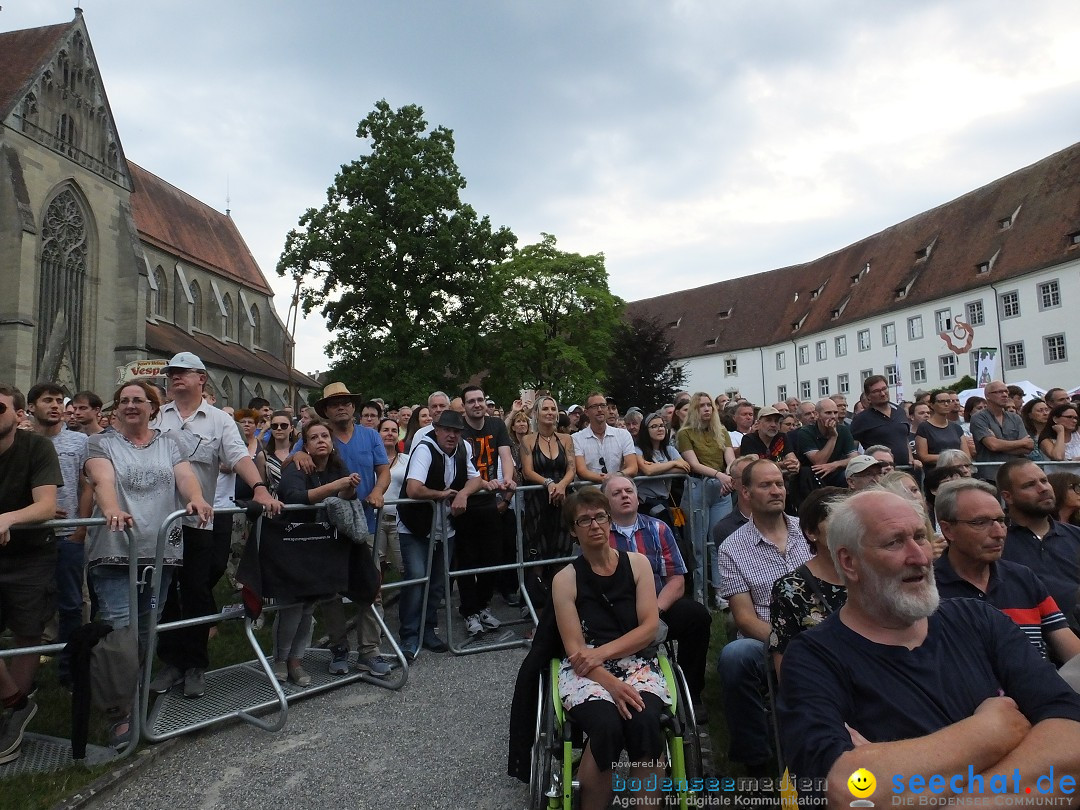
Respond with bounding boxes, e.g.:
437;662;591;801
551;488;670;810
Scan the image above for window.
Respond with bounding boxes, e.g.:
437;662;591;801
189;280;203;330
818;378;830;397
1038;280;1061;311
775;351;786;371
816;340;827;362
998;291;1020;319
1045;334;1067;364
939;354;957;379
882;322;896;346
970;353;980;377
250;303;261;345
857;329;871;352
725;357;737;376
907;316;923;341
1005;341;1026;370
911;359;927;384
835;335;847;357
965;300;984;326
885;364;899;386
800;380;811;400
222;293;234;340
837;374;850;395
860;369;873;383
798;345;809;365
1070;231;1080;247
777;385;787;402
149;265;168;318
935;308;951;333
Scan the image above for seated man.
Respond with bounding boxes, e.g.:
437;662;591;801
603;476;712;720
718;459;812;775
934;478;1080;663
778;489;1080;806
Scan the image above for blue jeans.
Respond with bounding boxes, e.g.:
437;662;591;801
398;532;451;652
90;564;174;658
54;537;86;680
717;637;770;766
683;477;733;589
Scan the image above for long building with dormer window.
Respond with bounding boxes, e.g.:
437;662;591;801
627;141;1080;403
0;13;316;406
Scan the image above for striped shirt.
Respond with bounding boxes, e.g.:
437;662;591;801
934;554;1069;658
719;514;812;627
608;514;687;594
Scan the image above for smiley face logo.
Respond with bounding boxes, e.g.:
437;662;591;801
847;768;876;798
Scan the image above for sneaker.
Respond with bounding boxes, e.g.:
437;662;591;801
149;664;184;694
288;664;311;687
0;697;37;765
477;608;501;630
183;668;206;698
502;591;521;607
402;648;417;664
328;645;350;675
272;659;288;683
713;592;729;611
356;655;392;677
422;632;448;653
464;614;484;636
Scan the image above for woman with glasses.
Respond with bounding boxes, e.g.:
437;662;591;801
551;488;669;810
262;410;295;496
915;389;968;465
84;380;213;745
1048;472;1080;527
519;395;575;610
634;412;690;533
1038;403;1080;461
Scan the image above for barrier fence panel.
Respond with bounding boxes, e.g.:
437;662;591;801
2;517;141;774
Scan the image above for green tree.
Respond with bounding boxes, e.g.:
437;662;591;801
605;315;687;413
485;234;622;407
277;100;516;404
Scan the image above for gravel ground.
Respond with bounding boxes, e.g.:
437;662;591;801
89;641;532;810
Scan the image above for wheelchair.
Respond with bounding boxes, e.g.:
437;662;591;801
528;646;703;809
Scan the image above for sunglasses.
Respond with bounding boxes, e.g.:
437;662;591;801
271;422;291;429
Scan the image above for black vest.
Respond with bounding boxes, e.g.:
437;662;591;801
397;438;468;539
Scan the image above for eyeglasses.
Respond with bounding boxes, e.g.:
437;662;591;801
118;397;150;406
271;422;291;429
586;403;605;410
948;517;1008;529
1069;483;1080;495
574;513;611;528
1059;414;1079;421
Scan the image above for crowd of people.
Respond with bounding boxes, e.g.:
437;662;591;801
3;359;1080;803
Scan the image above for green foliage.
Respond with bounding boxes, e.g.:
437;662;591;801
949;375;978;393
606;315;687;413
277;100;516;404
484;234;623;407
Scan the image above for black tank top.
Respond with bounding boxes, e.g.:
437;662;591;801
572;551;637;646
531;434;567;480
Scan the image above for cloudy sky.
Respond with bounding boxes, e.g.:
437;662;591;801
7;1;1080;374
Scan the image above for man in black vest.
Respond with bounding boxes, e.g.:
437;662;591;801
395;410;504;661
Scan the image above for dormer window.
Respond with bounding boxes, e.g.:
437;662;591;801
705;337;719;347
717;308;732;319
915;239;936;262
999;217;1012;230
667;317;682;328
1069;231;1080;248
976;262;990;274
810;281;827;300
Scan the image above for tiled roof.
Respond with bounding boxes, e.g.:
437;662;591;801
129;162;274;295
0;21;71;120
146;320;319;389
627;141;1080;360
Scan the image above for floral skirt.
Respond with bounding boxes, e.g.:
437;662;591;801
558;648;671;711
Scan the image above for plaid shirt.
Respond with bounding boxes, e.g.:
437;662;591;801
719;513;812;626
609;514;687;595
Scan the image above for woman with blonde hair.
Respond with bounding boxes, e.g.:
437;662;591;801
676;392;735;599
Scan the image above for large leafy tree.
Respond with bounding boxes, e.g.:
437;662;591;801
485;234;622;407
277;100;516;404
605;315;687;413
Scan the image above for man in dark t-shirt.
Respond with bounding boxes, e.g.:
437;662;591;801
457;385;517;638
0;384;64;759
778;490;1080;806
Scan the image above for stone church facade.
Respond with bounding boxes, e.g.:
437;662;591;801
0;13;316;407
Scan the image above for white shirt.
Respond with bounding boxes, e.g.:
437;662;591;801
571;425;635;475
396;437;478;539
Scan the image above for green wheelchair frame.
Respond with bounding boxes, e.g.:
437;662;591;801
529;651;703;809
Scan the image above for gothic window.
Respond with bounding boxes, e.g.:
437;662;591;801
189;280;203;330
222;293;234;340
37;189;89;385
57;114;76;147
58;50;71;88
221;376;233;407
151;265;167;317
250;303;261;345
254;383;265;400
19;93;38;133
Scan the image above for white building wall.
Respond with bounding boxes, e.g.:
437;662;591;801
680;256;1080;405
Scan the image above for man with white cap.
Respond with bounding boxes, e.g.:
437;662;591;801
845;454;886;491
149;352;282;699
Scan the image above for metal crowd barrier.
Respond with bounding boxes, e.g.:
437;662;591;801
1;517;142;770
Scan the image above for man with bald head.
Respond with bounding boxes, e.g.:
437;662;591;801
778;489;1080;806
791;398;857;489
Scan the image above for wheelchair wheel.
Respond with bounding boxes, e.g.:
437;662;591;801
672;662;703;780
529;675;556;810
